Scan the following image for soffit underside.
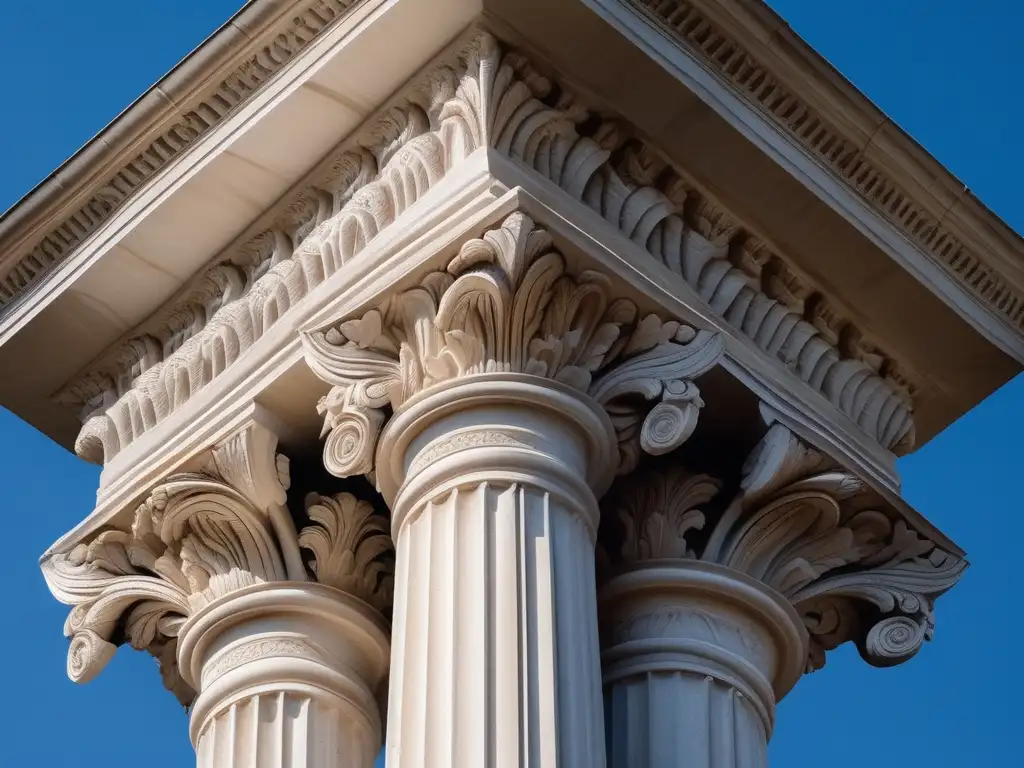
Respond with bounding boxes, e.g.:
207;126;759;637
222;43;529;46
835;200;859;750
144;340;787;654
483;0;1021;437
0;0;482;447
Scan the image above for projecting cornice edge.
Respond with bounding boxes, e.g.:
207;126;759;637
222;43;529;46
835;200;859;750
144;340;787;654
0;0;366;309
597;0;1024;358
35;28;927;482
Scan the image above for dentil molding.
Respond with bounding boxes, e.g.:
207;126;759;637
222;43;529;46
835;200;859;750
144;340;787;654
41;421;394;706
630;0;1024;336
59;30;917;470
0;0;362;309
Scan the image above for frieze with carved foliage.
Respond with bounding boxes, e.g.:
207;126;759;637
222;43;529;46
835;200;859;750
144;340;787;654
62;31;917;470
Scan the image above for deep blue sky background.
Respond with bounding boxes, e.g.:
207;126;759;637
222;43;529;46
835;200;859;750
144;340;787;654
1;2;1021;766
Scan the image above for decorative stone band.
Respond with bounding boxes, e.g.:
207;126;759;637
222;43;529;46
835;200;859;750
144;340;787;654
599;561;807;768
61;30;916;469
177;583;390;754
0;0;362;309
303;212;723;483
40;424;394;706
598;422;967;673
600;561;807;729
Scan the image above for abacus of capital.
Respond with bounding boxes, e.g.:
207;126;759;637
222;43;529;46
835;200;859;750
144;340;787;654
3;2;1020;767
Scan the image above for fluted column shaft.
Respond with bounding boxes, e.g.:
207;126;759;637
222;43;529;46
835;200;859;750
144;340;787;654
178;583;391;768
599;562;806;768
375;374;620;768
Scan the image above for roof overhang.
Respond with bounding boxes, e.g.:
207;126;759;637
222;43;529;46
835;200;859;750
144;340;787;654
0;0;1020;455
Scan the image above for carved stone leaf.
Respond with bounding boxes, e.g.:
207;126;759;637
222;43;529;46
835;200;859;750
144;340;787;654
305;212;724;479
299;493;395;614
42;531;192;697
603;467;721;564
718;491;844;590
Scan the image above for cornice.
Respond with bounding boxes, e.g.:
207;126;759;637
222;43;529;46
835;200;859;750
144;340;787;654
3;0;1022;353
628;0;1024;340
0;0;361;311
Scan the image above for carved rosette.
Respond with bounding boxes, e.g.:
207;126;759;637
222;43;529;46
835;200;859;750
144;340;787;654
303;212;723;480
600;421;966;673
41;425;395;707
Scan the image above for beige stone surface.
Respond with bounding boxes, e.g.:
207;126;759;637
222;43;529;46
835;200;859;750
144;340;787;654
7;1;1012;766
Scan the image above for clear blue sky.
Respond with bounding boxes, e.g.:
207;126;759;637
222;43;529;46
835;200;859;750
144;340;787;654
0;2;1020;766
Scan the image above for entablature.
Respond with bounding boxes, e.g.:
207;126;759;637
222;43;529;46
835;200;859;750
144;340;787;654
48;182;919;554
49;30;917;481
2;0;1019;486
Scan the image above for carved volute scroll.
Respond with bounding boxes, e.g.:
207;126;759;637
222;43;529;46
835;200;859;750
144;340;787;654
600;422;966;673
303;211;724;481
41;424;395;707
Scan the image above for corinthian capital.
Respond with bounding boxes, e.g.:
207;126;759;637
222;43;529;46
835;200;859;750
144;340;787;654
41;422;395;707
600;422;966;673
303;212;723;481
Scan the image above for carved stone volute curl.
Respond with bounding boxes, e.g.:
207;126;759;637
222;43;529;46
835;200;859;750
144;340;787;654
303;212;723;481
599;418;967;674
41;423;396;708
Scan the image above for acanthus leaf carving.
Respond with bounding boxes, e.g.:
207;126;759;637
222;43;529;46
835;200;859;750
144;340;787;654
42;424;395;706
304;212;724;480
298;493;395;614
600;422;966;674
63;31;917;470
44;528;194;704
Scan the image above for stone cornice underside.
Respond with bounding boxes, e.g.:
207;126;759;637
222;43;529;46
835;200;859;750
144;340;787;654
59;32;917;468
632;0;1024;334
0;0;360;307
2;0;1022;355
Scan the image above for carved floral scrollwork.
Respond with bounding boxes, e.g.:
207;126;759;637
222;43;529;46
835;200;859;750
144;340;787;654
304;212;723;479
43;450;292;705
600;422;966;672
299;492;395;614
63;31;916;467
41;427;396;706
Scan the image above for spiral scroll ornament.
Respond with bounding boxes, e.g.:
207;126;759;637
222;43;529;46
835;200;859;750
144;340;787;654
863;615;928;666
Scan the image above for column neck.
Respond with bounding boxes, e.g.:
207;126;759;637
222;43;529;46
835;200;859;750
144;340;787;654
599;561;805;768
376;373;619;538
600;560;807;737
178;582;390;751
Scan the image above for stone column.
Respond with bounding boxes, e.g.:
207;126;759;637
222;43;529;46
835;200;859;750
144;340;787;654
596;422;967;767
302;212;724;767
179;583;388;768
600;562;804;768
42;424;395;768
376;375;616;767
